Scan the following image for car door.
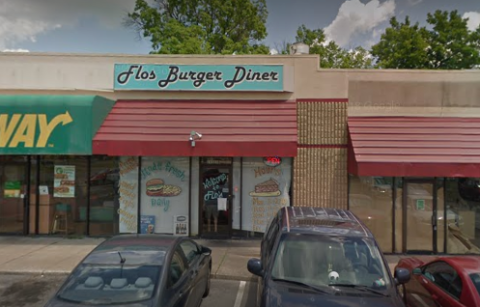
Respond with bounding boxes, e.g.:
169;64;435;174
179;239;206;305
420;261;465;307
258;215;280;306
166;247;194;307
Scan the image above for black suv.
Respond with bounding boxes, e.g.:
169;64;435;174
247;207;411;307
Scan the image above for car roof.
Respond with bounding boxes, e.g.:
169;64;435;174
278;207;372;238
441;256;480;275
83;234;181;265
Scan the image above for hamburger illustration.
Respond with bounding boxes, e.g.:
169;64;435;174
146;178;181;197
249;178;282;197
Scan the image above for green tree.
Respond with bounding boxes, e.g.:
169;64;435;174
371;16;430;69
125;0;270;55
293;25;373;69
371;10;480;69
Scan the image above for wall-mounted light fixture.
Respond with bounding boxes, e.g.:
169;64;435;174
189;130;202;147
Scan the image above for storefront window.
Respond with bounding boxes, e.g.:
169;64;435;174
140;157;189;235
89;156;120;236
349;175;393;253
118;156;139;234
445;178;480;254
394;178;403;253
240;157;292;233
0;156;28;234
39;156;88;236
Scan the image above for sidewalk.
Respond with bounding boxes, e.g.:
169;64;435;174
0;236;434;281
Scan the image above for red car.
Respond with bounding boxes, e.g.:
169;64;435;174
395;256;480;307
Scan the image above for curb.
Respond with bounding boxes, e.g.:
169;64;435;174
0;270;260;282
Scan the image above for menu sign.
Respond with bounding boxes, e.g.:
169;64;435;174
241;158;292;233
118;157;139;233
54;165;75;198
114;64;287;92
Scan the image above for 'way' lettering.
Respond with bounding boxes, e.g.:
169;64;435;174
0;112;73;148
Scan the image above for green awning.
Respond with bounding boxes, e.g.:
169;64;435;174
0;95;115;155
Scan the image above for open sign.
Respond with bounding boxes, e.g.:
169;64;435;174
264;156;282;167
176;216;187;222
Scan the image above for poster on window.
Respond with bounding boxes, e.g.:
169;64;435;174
173;215;188;236
53;165;75;198
140;215;156;234
140;157;189;234
240;157;292;233
4;181;21;198
118;156;139;233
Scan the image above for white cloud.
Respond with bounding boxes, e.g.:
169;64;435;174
463;11;480;32
3;49;30;52
0;0;136;49
406;0;422;6
324;0;396;48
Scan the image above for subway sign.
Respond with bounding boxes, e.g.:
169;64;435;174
0;112;73;149
114;64;294;92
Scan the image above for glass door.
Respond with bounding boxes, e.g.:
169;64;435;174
404;180;437;254
200;166;232;238
0;160;28;234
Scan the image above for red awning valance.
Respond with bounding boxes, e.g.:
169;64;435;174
93;100;297;157
348;117;480;177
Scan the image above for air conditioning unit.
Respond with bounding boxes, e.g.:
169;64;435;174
289;42;310;55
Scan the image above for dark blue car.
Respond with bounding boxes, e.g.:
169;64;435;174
247;207;411;307
44;234;212;307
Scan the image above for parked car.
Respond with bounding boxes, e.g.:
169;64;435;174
44;234;212;307
395;256;480;307
247;207;411;307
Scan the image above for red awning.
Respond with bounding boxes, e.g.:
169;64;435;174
93;100;297;157
348;117;480;177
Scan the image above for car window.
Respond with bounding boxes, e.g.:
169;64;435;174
423;261;462;300
469;273;480;296
169;250;187;286
179;240;199;265
271;234;391;292
56;263;161;305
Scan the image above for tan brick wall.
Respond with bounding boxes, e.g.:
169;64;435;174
294;100;348;209
293;147;348;208
297;101;348;145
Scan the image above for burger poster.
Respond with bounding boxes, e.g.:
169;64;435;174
54;165;75;198
140;157;189;234
241;157;292;233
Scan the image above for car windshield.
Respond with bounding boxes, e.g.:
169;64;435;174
57;251;164;305
271;233;391;291
470;273;480;296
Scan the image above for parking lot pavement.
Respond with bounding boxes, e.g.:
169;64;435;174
0;274;67;307
0;274;256;307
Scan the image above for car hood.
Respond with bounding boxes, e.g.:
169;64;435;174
44;298;154;307
264;281;404;307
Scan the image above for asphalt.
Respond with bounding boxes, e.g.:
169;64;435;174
0;236;434;281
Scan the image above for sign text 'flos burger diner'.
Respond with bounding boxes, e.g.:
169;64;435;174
114;64;286;91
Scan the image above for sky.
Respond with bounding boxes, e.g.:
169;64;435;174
1;0;479;54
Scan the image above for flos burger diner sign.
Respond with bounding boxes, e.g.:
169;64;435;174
114;64;290;92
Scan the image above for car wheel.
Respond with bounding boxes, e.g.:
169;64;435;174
203;264;211;297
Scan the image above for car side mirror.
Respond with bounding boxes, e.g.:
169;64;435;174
247;258;263;277
200;246;212;256
394;268;411;285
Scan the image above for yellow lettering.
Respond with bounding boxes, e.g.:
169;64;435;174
37;111;73;147
8;115;37;148
0;114;21;147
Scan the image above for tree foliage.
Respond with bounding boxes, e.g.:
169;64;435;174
125;0;270;54
371;10;480;69
293;25;373;69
